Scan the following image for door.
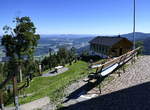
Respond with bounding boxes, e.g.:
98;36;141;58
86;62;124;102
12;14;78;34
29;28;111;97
119;48;123;56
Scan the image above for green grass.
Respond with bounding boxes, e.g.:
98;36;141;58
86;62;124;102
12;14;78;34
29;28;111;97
18;61;89;105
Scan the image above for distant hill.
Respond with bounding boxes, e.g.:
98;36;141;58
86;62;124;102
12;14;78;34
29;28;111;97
121;32;150;40
139;37;150;55
121;32;150;54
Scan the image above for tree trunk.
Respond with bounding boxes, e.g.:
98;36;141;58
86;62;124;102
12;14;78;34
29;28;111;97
13;75;19;110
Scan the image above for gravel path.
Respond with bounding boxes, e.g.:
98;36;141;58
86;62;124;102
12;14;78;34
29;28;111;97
61;55;150;110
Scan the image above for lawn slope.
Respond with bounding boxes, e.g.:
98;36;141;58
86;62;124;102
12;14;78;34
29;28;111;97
19;61;88;104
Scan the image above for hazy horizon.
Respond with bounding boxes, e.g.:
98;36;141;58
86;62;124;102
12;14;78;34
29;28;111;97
1;32;150;37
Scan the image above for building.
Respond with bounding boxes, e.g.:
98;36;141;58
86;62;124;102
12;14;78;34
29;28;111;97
89;36;133;58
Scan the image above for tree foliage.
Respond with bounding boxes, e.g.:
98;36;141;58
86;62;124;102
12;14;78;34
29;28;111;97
135;41;144;54
2;16;40;60
1;16;40;80
41;47;77;71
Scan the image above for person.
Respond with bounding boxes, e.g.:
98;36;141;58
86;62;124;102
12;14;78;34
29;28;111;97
29;73;32;81
55;68;58;73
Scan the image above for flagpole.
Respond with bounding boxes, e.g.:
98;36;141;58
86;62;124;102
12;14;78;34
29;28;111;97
133;0;136;49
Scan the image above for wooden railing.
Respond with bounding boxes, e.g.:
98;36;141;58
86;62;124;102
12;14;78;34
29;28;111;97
91;47;140;76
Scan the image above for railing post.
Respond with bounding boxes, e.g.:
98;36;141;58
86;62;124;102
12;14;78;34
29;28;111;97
97;66;104;94
118;56;123;65
131;52;135;65
132;51;136;64
95;67;98;74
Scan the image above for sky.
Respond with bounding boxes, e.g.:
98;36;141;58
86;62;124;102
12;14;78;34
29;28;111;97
0;0;150;35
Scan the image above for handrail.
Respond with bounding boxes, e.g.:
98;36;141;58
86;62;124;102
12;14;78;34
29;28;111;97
91;47;141;74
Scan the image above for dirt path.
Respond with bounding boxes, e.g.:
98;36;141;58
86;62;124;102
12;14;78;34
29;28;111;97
6;97;51;110
62;55;150;110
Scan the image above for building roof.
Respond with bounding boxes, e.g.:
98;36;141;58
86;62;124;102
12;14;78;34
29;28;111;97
89;36;129;47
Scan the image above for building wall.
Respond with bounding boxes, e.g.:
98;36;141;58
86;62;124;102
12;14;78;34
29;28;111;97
111;39;133;56
90;41;132;57
90;44;110;58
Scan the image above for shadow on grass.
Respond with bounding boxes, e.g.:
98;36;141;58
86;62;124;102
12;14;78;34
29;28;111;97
59;81;150;110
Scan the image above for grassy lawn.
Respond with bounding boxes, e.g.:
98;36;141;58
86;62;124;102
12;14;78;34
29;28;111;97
18;61;89;105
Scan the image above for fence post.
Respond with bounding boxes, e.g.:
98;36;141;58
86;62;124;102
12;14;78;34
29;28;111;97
118;56;123;76
131;52;135;65
0;90;4;110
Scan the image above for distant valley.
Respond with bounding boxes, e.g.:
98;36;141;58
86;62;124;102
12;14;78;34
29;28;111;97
0;32;150;60
35;34;94;56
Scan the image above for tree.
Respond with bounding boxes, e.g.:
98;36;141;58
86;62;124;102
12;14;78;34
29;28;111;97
135;41;144;54
41;56;49;70
67;47;77;65
0;63;4;82
48;48;54;70
57;47;68;65
70;47;77;62
2;16;40;82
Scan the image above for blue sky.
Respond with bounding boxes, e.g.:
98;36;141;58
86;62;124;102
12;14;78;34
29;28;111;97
0;0;150;35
